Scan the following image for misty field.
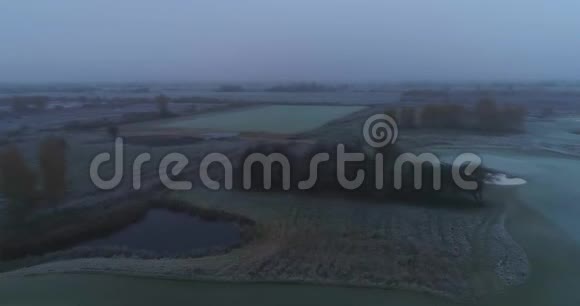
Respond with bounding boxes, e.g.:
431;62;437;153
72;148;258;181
159;105;366;134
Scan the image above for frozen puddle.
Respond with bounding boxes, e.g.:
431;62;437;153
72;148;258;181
485;173;527;186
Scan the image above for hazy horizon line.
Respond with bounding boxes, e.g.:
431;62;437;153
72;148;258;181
1;79;580;86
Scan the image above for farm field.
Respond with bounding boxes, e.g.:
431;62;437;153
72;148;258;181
2;0;580;303
2;86;580;305
4;148;580;306
158;105;366;134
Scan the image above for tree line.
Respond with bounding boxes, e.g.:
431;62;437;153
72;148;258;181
0;137;67;208
387;98;527;133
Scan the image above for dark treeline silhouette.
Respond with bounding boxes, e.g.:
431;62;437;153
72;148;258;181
215;85;245;92
171;96;228;104
400;89;450;102
155;95;172;117
107;125;119;139
9;96;49;113
66;94;176;128
0;146;38;204
38;137;68;201
389;98;527;133
539;107;555;119
0;137;68;208
230;142;486;205
265;82;344;93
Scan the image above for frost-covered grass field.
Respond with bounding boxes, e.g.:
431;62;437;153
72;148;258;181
157;105;366;134
2;87;580;305
5;145;579;306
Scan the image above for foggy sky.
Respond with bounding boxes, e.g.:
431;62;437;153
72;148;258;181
1;0;579;83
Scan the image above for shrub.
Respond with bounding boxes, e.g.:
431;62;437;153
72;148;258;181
107;125;119;139
540;107;554;118
385;107;419;128
501;105;527;131
388;100;525;133
155;95;171;116
475;98;526;132
475;98;498;130
38;137;68;201
421;103;466;129
229;141;485;205
385;108;399;122
400;107;418;128
0;146;37;204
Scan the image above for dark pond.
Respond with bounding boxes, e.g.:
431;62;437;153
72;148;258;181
79;209;241;255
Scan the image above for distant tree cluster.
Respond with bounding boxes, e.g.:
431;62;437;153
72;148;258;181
400;90;450;102
231;142;486;204
107;125;119;139
0;137;68;207
38;137;68;201
387;98;527;133
474;98;527;132
388;107;421;128
265;82;339;93
0;146;37;204
539;107;554;119
171;96;225;104
155;95;172;117
10;96;49;113
421;104;467;129
216;85;245;92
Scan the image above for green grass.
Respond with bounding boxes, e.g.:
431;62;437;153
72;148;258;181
160;105;366;134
